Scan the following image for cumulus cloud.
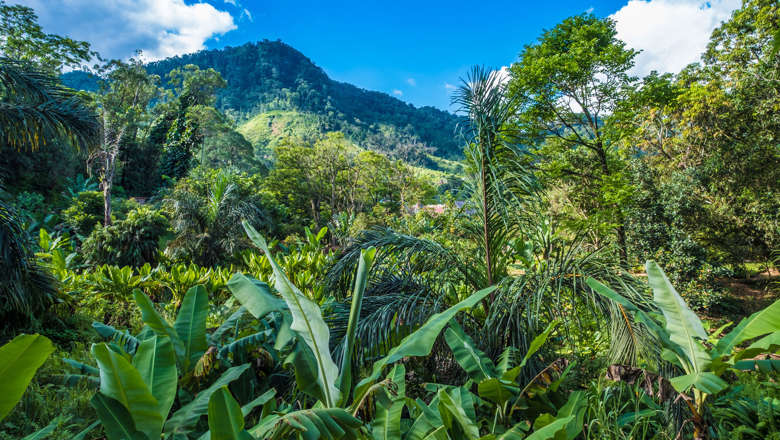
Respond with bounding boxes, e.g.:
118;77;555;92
16;0;237;61
406;78;417;86
610;0;740;75
393;89;403;96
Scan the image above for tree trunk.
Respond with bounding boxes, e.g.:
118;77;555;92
103;154;114;226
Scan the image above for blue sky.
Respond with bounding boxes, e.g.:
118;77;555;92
19;0;741;111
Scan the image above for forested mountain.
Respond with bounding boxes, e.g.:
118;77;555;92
136;40;463;159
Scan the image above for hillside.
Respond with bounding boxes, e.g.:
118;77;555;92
142;40;464;160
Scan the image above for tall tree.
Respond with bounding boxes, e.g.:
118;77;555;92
508;14;638;264
89;58;161;225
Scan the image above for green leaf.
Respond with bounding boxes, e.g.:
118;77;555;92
90;393;147;440
0;334;54;421
717;299;780;356
617;409;659;428
354;285;496;403
251;408;363;440
91;343;161;440
210;307;246;344
133;289;185;361
556;391;586;440
669;372;727;394
132;336;177;422
512;319;559;376
646;261;710;372
477;378;518;406
241;389;276;417
372;399;403;440
175;285;209;372
437;388;480;440
71;420;101;440
733;358;780;373
164;364;250;435
445;322;497;381
208;387;253;440
585;278;639;312
372;364;405;440
243;221;341;407
735;331;780;361
526;415;574;440
338;246;376;404
227;273;286;319
20;415;70;440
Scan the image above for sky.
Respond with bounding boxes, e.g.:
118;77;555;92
17;0;741;111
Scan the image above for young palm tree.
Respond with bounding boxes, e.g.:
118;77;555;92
326;66;656;366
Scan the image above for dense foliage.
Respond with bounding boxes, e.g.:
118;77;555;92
0;1;778;439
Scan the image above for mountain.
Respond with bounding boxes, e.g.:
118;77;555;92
138;40;464;160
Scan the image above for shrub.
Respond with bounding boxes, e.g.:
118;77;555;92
61;191;103;237
80;206;169;267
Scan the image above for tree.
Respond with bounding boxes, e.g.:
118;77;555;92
89;58;161;225
508;14;638;264
159;65;227;181
618;0;779;264
0;0;91;73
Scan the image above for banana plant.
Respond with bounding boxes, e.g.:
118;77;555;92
587;260;780;439
0;334;54;422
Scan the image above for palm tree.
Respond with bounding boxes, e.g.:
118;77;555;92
0;58;97;323
166;169;274;267
326;66;656;367
0;57;98;151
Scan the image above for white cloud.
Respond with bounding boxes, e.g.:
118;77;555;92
241;8;253;22
393;89;403;96
224;0;238;5
406;78;417;86
16;0;237;61
494;66;510;85
444;83;456;90
610;0;740;75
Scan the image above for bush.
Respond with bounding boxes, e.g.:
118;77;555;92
61;191;103;237
80;206;169;267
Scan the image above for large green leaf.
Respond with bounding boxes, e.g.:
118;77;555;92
0;334;54;421
92;343;161;440
164;364;250;435
207;387;253;440
227;273;286;319
372;364;405;440
646;261;710;372
251;408;363;440
445;322;497;382
90;393;147;440
525;416;574;440
175;285;209;372
735;331;780;361
132;336;177;423
227;273;294;350
437;388;480;440
717;298;780;357
669;372;727;394
555;391;586;440
354;285;496;403
243;221;340;407
338;246;376;404
133;289;185;360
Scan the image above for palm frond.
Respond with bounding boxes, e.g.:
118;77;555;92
0;58;98;150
